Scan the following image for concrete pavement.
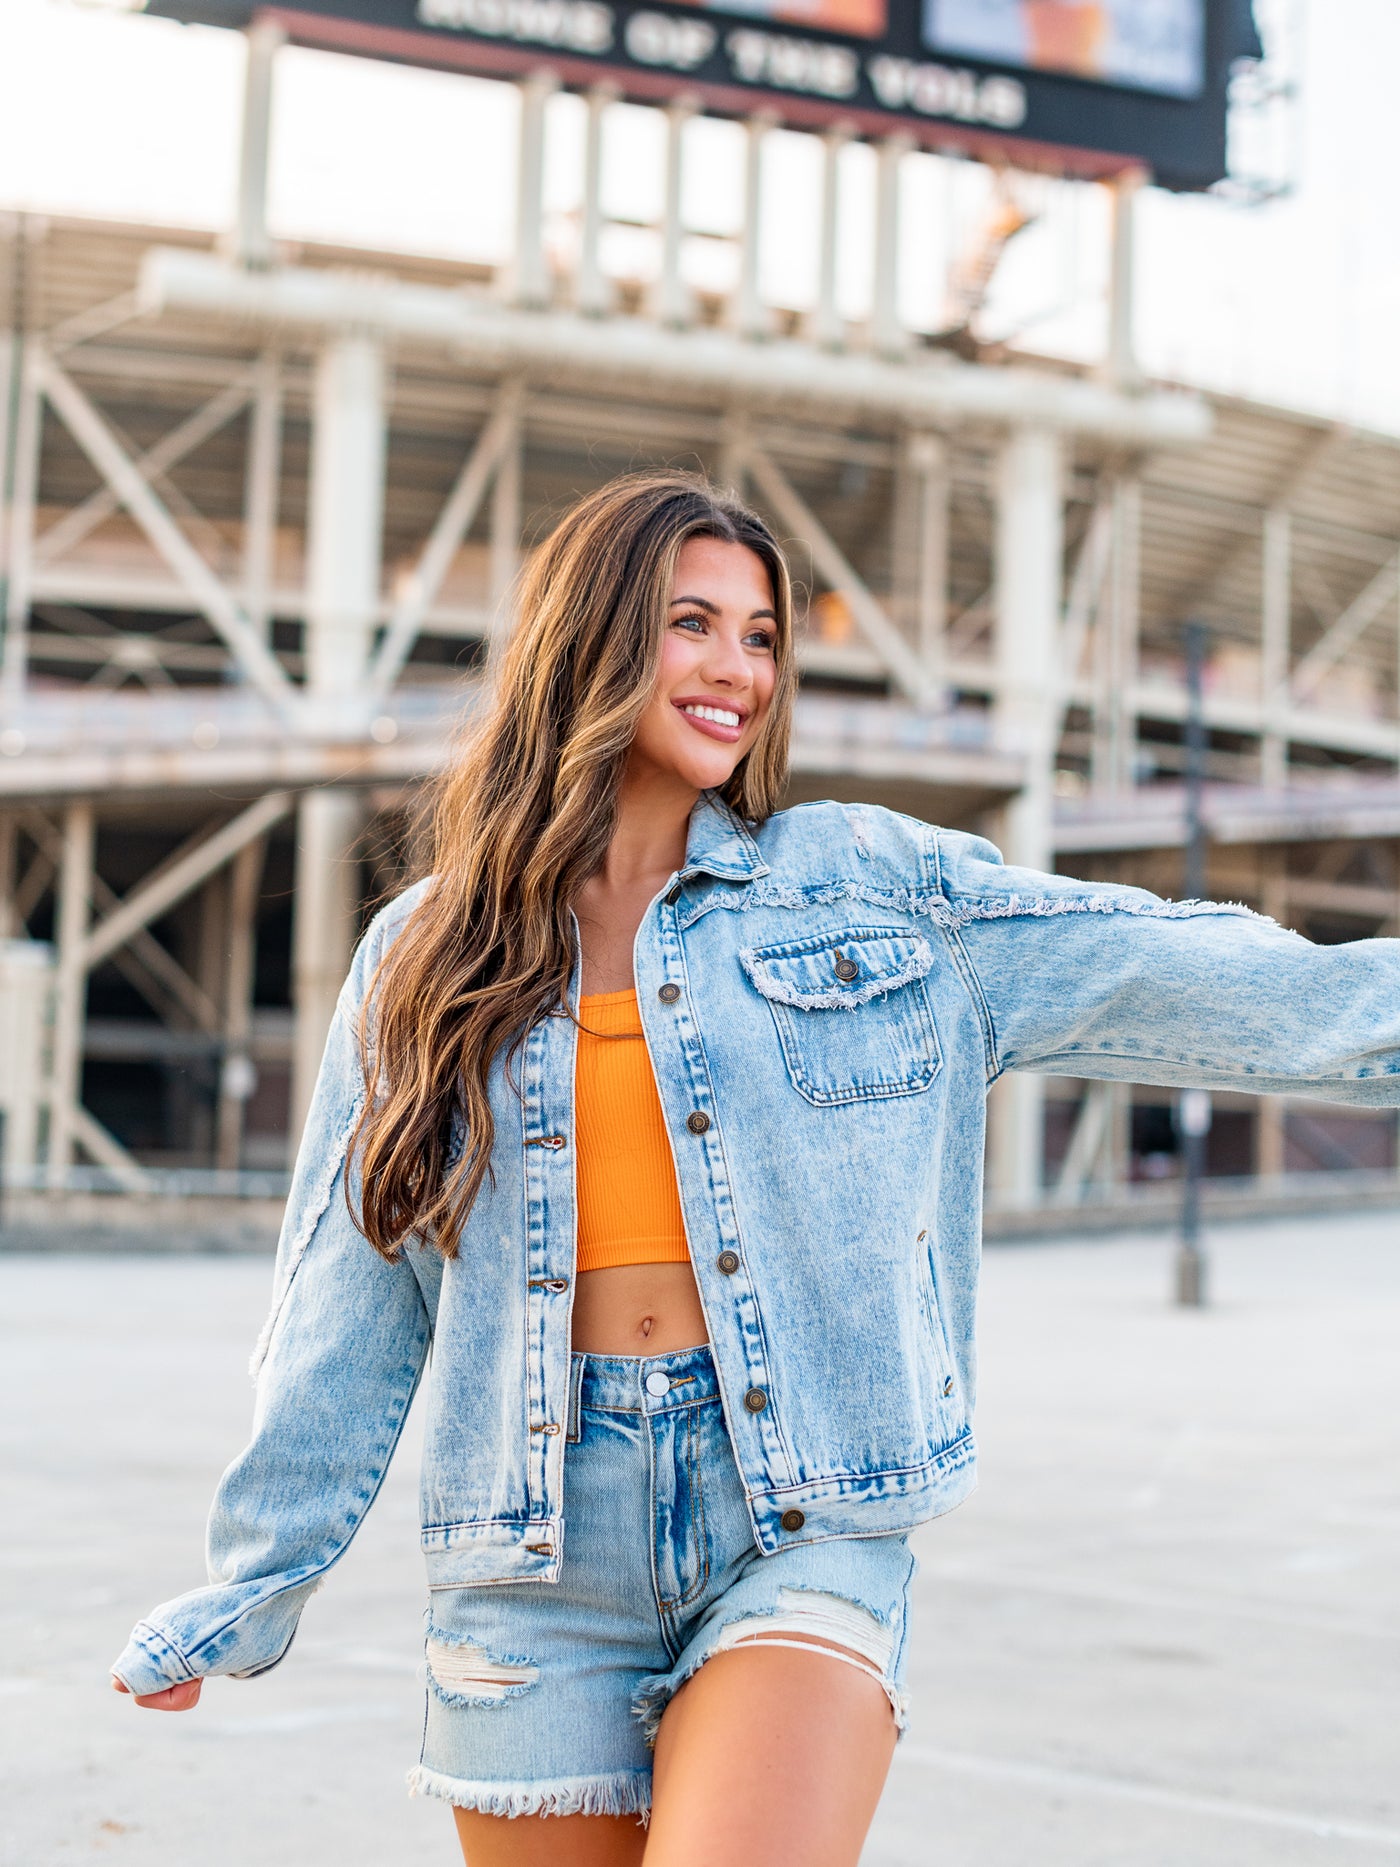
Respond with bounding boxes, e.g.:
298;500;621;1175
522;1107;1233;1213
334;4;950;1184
2;1213;1397;1865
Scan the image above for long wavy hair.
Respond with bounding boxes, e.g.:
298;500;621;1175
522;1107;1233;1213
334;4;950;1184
351;470;797;1260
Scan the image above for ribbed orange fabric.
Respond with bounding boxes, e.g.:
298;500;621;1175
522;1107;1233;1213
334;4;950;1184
574;989;691;1272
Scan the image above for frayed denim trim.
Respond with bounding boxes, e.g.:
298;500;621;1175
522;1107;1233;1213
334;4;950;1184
406;1764;651;1821
249;1087;363;1378
945;892;1272;927
741;937;935;1012
631;1589;909;1747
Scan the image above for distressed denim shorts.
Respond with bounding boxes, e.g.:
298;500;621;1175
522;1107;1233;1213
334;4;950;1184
407;1343;918;1821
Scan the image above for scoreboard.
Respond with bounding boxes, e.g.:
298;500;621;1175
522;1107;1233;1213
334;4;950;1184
148;0;1262;189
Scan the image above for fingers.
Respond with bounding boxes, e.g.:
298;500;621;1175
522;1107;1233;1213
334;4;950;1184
111;1676;204;1712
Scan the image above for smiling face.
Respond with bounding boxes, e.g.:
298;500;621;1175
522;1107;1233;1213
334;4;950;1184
627;534;780;796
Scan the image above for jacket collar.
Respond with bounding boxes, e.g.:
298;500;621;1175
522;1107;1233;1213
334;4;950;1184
681;791;769;883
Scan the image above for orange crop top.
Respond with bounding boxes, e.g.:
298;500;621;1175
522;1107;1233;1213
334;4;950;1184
574;990;691;1273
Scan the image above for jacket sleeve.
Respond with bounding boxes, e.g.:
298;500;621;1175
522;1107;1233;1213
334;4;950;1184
934;829;1400;1103
110;900;435;1697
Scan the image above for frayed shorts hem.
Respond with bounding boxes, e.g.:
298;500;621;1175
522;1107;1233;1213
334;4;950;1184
407;1763;652;1821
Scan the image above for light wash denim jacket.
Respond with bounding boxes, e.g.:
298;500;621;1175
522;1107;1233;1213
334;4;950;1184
112;794;1400;1696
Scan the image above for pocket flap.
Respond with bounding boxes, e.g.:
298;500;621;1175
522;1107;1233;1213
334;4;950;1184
740;929;935;1011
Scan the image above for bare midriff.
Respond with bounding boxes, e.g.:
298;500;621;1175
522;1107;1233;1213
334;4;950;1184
570;986;710;1356
571;1261;710;1355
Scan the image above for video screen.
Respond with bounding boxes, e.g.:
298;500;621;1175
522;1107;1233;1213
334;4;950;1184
685;0;889;41
923;0;1206;97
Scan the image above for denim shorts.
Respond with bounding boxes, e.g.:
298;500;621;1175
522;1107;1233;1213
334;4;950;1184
407;1342;918;1821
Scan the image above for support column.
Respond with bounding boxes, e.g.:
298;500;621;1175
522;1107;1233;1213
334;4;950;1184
1260;507;1290;789
2;333;41;704
512;72;558;310
0;813;16;939
241;348;282;642
1104;167;1144;390
871;135;911;358
988;425;1063;1209
489;379;524;630
305;335;385;699
894;431;948;682
1256;850;1287;1184
47;801;94;1187
1099;474;1140;793
734;115;772;340
291;331;385;1143
656;95;696;328
217;836;265;1172
576;86;614;317
812;124;850;351
231;20;283;270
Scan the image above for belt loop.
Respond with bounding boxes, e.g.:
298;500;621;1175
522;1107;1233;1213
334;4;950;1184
567;1354;585;1445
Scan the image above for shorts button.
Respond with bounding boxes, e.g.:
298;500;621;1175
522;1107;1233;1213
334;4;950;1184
780;1508;805;1532
716;1250;740;1275
743;1387;768;1413
658;983;681;1004
686;1111;710;1135
645;1371;672;1397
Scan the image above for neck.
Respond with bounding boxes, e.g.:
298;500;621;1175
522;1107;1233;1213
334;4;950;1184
600;758;699;890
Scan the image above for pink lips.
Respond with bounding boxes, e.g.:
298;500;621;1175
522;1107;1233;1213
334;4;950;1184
673;699;747;745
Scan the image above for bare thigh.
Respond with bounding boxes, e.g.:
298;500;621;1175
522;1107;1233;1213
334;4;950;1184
449;1639;895;1866
645;1638;898;1866
452;1808;647;1866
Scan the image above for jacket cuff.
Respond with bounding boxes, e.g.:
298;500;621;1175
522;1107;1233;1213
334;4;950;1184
109;1620;197;1698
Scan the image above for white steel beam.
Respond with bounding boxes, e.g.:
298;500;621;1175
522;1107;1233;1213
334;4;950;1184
81;791;293;974
657;96;697;328
35;354;298;714
1104;168;1145;389
47;800;94;1184
370;392;519;694
305;335;386;699
1260;507;1291;786
813;124;850;351
576;85;614;317
141;248;1211;446
743;443;933;706
1289;545;1400;705
290;789;362;1144
989;425;1063;1210
2;340;42;701
489;379;524;629
512;72;558;310
735;115;773;340
231;19;284;269
217;834;265;1171
871;136;911;358
241;349;283;642
34;376;252;568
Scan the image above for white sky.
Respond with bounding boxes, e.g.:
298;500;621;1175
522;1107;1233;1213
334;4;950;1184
1;0;1398;434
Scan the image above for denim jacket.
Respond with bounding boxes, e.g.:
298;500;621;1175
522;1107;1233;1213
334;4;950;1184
112;794;1400;1696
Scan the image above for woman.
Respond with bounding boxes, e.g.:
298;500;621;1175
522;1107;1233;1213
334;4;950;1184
112;472;1400;1864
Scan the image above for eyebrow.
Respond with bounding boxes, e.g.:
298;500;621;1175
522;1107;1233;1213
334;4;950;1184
670;594;778;622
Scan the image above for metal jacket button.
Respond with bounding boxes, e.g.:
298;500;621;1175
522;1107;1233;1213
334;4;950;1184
780;1508;805;1532
658;982;681;1003
686;1111;710;1135
665;883;683;905
743;1387;768;1413
834;953;859;982
716;1250;740;1275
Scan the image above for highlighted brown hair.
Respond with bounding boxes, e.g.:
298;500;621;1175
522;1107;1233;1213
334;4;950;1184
351;470;795;1259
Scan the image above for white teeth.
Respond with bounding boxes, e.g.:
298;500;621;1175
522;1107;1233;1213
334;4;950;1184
682;704;742;728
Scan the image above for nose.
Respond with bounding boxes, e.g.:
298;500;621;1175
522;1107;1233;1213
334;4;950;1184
700;625;752;691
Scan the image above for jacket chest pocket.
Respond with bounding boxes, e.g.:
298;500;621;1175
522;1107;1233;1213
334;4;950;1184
739;926;942;1106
